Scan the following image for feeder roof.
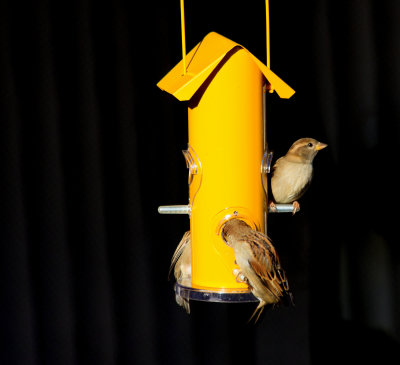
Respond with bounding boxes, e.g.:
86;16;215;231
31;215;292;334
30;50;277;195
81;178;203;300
157;32;295;101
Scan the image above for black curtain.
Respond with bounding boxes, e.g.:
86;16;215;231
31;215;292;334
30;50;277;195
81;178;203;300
1;1;399;364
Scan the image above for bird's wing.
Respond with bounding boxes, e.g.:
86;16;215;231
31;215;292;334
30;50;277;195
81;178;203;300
246;231;290;299
169;231;191;279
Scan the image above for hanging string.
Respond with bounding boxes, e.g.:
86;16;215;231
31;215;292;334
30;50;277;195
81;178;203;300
180;0;187;75
265;0;270;69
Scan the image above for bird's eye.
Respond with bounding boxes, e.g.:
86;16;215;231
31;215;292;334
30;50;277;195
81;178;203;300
307;142;313;148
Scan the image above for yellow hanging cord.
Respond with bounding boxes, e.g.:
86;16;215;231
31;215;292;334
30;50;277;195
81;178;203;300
265;0;270;69
180;0;187;75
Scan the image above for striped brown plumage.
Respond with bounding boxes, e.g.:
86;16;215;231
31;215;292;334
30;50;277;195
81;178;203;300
222;218;292;322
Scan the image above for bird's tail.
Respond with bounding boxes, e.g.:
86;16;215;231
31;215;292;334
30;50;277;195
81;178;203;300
175;287;190;314
168;231;190;280
248;301;265;324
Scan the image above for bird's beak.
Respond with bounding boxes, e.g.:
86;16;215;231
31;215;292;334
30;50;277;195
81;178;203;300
316;142;328;151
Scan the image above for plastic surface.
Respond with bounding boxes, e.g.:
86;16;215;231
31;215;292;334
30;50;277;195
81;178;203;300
176;281;258;303
182;145;202;207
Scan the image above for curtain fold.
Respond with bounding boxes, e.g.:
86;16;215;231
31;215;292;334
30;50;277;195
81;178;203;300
1;1;399;364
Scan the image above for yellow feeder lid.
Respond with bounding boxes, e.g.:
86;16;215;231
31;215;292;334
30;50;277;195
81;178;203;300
157;31;295;100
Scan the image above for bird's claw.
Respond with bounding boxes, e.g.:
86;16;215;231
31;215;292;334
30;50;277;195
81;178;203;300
268;201;277;212
292;201;300;215
233;269;247;283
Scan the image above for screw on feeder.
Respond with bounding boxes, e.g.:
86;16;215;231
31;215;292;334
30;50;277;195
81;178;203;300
268;204;299;213
158;205;191;215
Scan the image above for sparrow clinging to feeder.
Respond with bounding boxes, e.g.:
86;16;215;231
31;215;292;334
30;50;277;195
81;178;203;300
169;231;191;314
221;218;292;322
269;137;327;214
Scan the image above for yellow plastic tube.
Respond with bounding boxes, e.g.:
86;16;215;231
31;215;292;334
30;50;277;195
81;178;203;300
188;48;265;290
158;32;294;293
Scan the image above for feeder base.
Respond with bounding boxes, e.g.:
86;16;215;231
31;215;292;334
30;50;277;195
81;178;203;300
175;280;259;303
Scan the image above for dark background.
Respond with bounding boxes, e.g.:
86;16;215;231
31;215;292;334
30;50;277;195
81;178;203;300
1;0;399;364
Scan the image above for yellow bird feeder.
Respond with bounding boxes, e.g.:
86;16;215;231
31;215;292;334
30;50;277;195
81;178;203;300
158;3;295;303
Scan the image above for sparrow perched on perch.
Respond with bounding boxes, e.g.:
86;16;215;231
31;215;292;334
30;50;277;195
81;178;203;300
269;138;327;214
221;218;292;322
169;231;191;314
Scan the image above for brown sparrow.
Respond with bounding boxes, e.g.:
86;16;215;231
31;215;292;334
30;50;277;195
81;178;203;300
169;231;191;314
221;218;292;322
270;138;327;214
